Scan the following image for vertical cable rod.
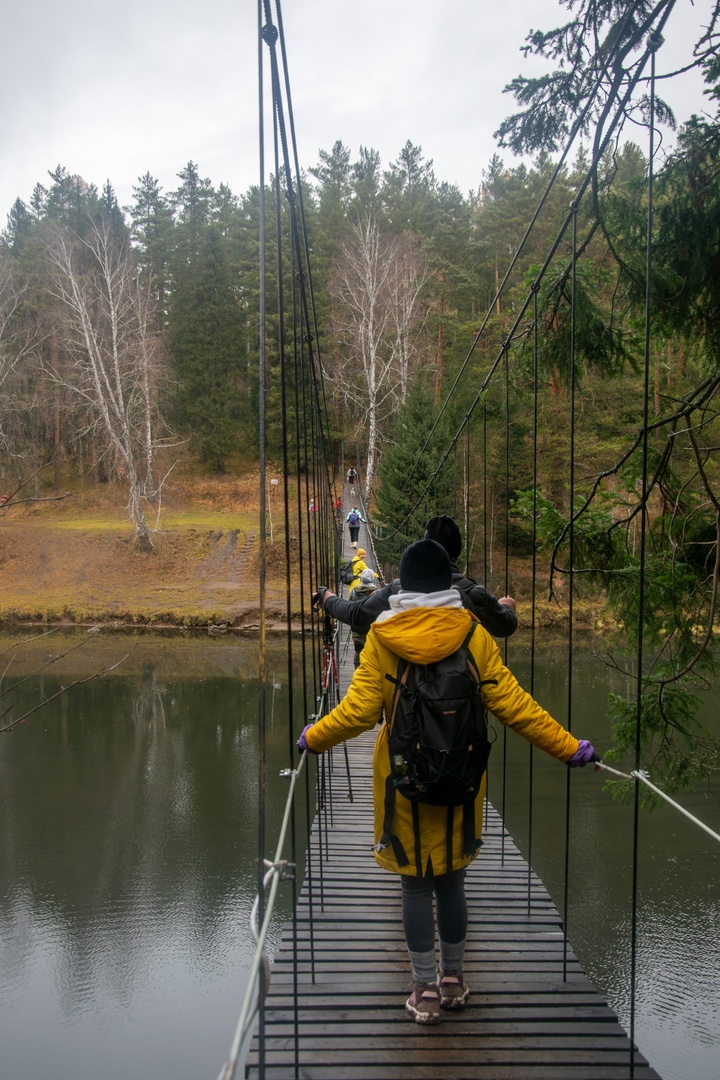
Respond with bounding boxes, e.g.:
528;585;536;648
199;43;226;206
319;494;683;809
526;287;540;915
562;203;578;981
500;347;509;864
630;32;661;1077
256;2;269;1071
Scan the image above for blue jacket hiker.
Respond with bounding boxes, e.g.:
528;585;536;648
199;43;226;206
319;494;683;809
345;505;366;548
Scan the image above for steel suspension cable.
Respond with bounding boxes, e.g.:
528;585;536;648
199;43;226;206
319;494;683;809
500;347;510;865
464;418;470;578
256;3;269;1069
562;203;579;983
273;0;337;504
238;11;341;1079
269;95;302;1079
483;404;488;589
526;287;540;916
629;32;662;1076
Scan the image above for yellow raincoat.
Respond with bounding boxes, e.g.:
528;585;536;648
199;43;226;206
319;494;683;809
304;603;580;877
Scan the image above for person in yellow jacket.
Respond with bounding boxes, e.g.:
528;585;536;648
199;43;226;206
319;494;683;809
347;548;379;597
298;539;599;1026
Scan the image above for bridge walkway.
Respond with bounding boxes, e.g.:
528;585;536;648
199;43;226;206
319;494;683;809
245;731;660;1078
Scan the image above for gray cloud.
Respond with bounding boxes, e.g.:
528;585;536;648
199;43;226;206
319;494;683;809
1;0;711;221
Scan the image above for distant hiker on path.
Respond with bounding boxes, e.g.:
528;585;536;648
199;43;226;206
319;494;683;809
346;505;365;548
346;466;357;496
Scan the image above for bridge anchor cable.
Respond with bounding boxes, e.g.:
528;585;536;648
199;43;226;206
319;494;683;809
596;762;720;845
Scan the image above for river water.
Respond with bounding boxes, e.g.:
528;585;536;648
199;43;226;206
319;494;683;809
0;629;718;1080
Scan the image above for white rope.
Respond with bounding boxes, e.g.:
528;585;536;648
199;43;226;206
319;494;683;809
595;761;720;845
216;752;308;1080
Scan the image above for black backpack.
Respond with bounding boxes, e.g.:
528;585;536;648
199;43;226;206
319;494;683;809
385;625;493;805
379;625;494;865
339;560;355;585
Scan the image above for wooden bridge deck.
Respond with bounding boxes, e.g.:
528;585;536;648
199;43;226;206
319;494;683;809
246;733;660;1079
245;502;662;1079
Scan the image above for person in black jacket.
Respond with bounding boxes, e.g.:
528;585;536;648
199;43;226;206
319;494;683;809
314;515;517;638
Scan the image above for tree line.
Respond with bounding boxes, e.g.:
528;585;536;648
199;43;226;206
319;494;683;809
0;140;656;519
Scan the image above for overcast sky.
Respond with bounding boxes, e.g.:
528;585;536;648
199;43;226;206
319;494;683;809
1;0;713;223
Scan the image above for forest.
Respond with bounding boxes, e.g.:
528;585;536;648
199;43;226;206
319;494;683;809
1;0;719;791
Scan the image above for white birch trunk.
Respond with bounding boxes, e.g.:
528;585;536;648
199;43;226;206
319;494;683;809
46;221;161;551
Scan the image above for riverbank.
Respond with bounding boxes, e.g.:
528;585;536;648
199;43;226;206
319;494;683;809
0;473;610;632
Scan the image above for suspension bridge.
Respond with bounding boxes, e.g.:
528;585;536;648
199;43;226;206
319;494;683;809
219;483;707;1080
240;490;662;1080
217;3;720;1078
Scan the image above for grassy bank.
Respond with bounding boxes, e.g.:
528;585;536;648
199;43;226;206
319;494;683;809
0;471;611;633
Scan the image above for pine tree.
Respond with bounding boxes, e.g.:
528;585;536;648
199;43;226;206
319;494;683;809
375;379;453;566
168;223;250;472
128;173;174;320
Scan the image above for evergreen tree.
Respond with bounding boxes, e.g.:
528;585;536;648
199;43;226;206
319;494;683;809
3;199;35;256
168;223;250;472
382;141;436;232
374;379;454;568
128;173;174;320
350;145;382;219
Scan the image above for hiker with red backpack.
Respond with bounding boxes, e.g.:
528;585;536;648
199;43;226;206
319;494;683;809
299;539;599;1026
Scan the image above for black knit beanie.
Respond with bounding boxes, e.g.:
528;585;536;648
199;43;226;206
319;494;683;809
424;514;462;560
399;539;452;593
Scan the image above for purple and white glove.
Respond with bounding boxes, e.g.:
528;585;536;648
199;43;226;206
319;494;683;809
567;739;600;768
297;723;316;755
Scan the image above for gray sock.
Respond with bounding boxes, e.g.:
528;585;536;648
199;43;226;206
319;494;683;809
408;947;437;985
439;938;465;976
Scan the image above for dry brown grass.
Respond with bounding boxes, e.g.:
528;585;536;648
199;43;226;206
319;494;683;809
0;464;611;632
0;469;293;629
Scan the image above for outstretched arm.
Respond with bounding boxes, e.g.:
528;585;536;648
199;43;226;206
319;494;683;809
316;581;395;630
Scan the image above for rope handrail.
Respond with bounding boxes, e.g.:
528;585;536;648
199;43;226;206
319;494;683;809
596;761;720;845
217;751;309;1080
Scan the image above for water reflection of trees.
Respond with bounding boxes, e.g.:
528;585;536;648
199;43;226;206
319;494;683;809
0;659;306;1008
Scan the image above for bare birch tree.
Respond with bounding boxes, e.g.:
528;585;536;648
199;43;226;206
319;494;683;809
331;217;428;500
46;219;166;551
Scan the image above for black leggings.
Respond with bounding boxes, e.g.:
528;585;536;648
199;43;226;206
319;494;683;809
400;868;467;951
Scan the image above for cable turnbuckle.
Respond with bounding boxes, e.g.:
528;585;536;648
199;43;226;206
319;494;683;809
261;22;278;45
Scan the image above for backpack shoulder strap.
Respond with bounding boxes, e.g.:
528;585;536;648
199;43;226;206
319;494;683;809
460;622;498;694
384;657;413;733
